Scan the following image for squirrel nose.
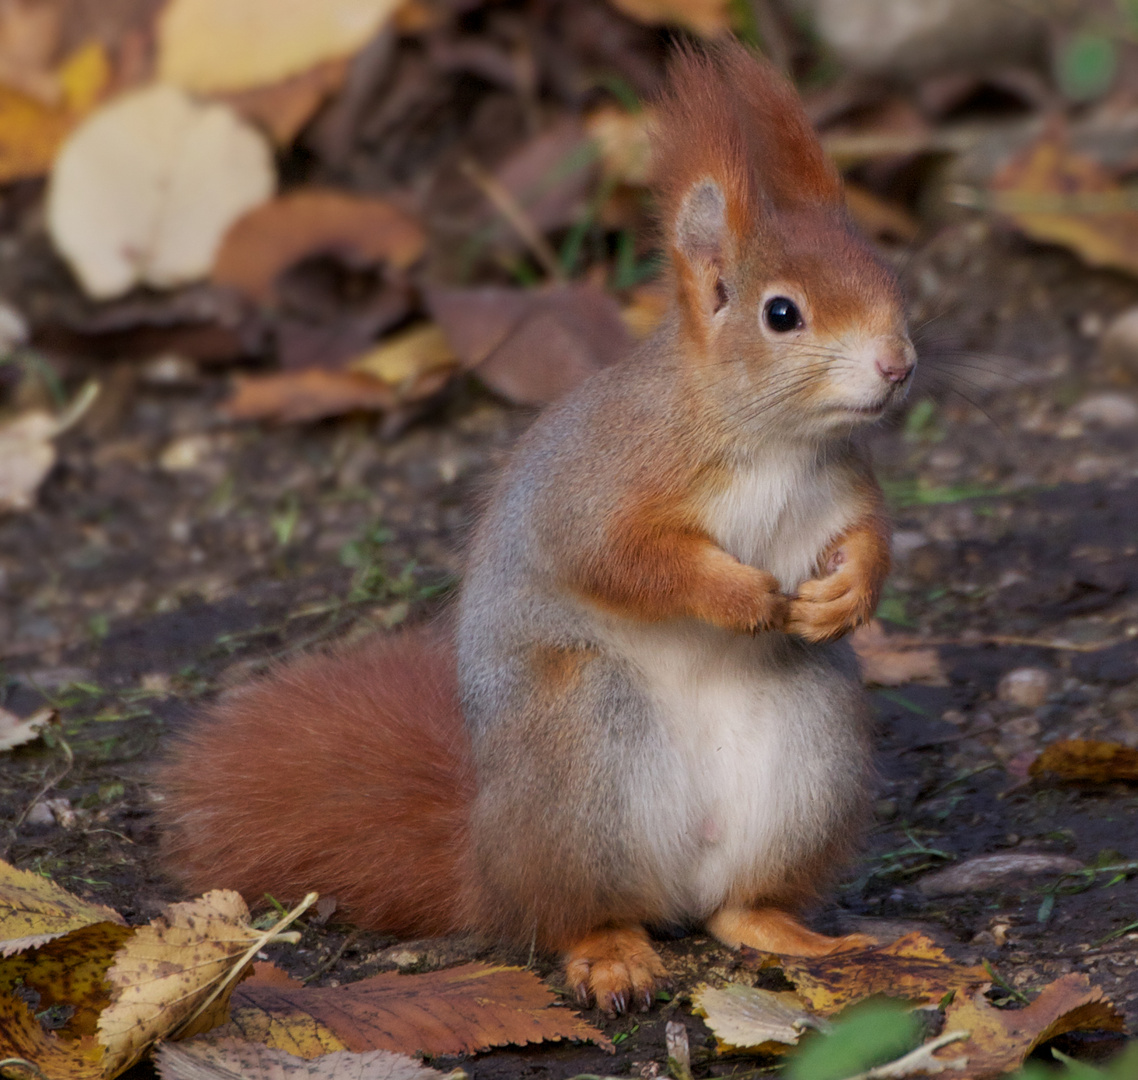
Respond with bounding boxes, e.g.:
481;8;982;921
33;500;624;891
875;342;914;385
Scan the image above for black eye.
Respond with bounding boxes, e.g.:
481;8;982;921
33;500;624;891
764;297;802;333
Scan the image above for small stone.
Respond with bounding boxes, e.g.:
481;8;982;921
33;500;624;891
159;433;214;472
1100;306;1138;380
24;801;56;827
918;852;1084;897
997;667;1053;709
1070;392;1138;429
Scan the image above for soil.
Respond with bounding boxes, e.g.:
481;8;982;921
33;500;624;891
4;221;1138;1077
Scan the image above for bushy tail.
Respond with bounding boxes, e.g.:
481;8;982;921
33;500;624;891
158;625;476;936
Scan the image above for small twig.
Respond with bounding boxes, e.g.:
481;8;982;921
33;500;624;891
302;930;359;984
886;632;1122;654
842;1029;970;1079
460;156;566;281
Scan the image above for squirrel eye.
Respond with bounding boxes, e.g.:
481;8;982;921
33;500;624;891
764;297;803;333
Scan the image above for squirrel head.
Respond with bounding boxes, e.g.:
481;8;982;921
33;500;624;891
652;43;914;437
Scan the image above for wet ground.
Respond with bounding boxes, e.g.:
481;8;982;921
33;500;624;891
3;220;1138;1075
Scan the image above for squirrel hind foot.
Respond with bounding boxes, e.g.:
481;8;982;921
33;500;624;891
563;926;670;1016
707;906;877;958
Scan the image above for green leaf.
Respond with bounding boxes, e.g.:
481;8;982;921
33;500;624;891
1057;32;1117;102
786;1000;922;1080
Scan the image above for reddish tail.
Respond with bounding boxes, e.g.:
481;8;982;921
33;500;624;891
158;626;477;936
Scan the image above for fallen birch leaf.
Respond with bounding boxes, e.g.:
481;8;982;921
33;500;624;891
982;127;1138;280
427;282;631;405
213;190;425;304
47;84;275;299
691;983;822;1054
937;973;1124;1078
0;705;54;752
157;0;401;95
606;0;732;37
0;988;104;1080
1029;739;1138;783
157;1038;458;1080
852;621;947;686
766;933;988;1017
225;963;608;1058
96;890;312;1077
0;857;125;951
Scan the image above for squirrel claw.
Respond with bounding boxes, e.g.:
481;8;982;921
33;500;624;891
563;926;669;1018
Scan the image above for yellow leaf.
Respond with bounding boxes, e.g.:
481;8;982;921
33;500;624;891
606;0;731;37
157;0;404;95
0;989;104;1080
60;41;111;114
774;933;988;1016
351;325;457;387
96;890;302;1077
0;858;125;952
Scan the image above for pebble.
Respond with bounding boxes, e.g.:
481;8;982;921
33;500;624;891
1070;392;1138;429
918;852;1084;897
1100;306;1138;380
997;667;1053;709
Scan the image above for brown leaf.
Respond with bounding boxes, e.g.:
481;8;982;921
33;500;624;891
214;190;426;304
227;963;607;1058
1029;738;1138;783
0;857;125;951
844;183;919;244
223;367;451;424
938;974;1125;1079
606;0;732;37
850;621;947;686
157;1038;455;1080
988;126;1138;279
765;933;988;1017
426;283;631;405
221;57;351;145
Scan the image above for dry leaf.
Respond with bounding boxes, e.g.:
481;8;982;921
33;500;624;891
426;283;631;405
221;57;351;145
226;963;607;1058
0;857;125;951
47;84;275;299
0;410;57;513
0;0;62;103
1030;739;1138;783
606;0;731;37
851;621;947;686
0;921;136;1036
986;127;1138;280
96;890;285;1076
0;39;110;183
768;933;988;1017
691;984;820;1054
0;988;104;1080
845;183;920;244
224;369;412;424
351;325;457;387
157;0;401;95
586;105;653;188
0;704;54;752
213;190;425;304
157;1038;456;1080
938;974;1125;1079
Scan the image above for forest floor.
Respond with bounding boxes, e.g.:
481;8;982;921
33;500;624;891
3;216;1138;1077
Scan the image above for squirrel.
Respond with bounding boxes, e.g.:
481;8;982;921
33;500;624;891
159;42;915;1016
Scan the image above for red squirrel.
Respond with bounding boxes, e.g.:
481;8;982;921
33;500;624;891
159;43;914;1016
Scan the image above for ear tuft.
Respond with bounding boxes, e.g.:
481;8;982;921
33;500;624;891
675;179;727;267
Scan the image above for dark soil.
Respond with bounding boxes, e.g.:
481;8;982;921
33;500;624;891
4;223;1138;1076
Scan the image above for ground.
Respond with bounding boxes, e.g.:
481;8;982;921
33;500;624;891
3;220;1138;1076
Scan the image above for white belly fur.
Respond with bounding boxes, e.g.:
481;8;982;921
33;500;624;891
609;447;869;919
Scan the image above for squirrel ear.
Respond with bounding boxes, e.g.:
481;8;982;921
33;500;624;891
675;179;728;269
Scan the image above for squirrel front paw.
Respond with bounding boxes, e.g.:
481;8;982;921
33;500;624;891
784;553;877;644
708;565;789;634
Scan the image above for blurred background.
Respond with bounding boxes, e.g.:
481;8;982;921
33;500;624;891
4;1;1138;1070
